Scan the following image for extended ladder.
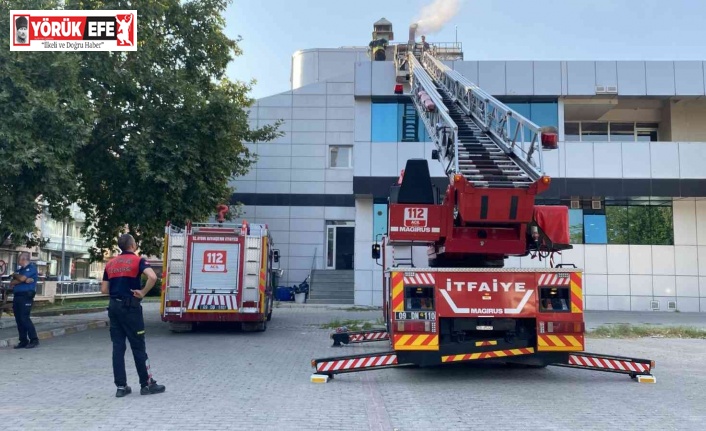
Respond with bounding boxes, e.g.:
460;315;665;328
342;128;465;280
396;45;550;188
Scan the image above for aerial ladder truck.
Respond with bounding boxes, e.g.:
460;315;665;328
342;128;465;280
310;37;656;384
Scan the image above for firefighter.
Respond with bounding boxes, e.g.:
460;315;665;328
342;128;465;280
101;234;166;398
9;252;39;349
421;35;430;50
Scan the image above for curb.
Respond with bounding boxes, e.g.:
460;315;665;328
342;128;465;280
0;320;108;348
32;307;108;317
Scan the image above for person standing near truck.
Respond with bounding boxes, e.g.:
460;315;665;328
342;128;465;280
10;252;39;349
101;234;166;398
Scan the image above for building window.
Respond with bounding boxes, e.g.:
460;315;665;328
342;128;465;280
581;122;609;141
371;100;430;143
583;214;608;244
371;102;398;142
606;200;673;245
329;146;352;168
563;122;659;142
545;198;673;245
499;100;559;145
568;209;584;244
503;101;559;129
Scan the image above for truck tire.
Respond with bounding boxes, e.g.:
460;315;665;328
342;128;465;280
168;322;194;333
266;297;273;321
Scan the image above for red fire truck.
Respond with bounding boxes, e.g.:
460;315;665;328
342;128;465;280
310;38;655;383
160;220;281;332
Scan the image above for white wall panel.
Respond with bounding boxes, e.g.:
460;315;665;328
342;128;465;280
649;143;680;178
533;61;562;95
506;61;533;95
674;61;705;95
566;61;595;95
645;61;676;96
617;62;647;95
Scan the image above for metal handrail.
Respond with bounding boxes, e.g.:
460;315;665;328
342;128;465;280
408;53;460;177
308;247;317;293
421;52;545;180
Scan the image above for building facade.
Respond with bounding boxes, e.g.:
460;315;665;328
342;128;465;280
0;204;103;283
233;41;706;312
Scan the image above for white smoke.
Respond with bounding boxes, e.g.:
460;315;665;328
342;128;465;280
413;0;462;35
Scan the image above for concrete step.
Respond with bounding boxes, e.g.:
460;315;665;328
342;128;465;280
305;298;354;305
309;283;355;292
312;270;354;278
312;276;355;283
309;291;355;300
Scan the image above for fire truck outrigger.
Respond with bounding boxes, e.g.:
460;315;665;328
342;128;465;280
310;28;656;384
159;210;281;333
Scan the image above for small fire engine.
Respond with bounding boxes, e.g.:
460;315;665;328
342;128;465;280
310;29;655;383
160;218;281;332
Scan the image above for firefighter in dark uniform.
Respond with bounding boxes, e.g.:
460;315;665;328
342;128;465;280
101;234;166;398
10;252;39;349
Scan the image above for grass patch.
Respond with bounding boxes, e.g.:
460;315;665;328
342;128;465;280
36;297;160;312
319;318;383;332
588;324;706;339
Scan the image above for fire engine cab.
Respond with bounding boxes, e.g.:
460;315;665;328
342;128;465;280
160;220;281;332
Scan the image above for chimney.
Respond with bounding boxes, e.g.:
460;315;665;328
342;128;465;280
408;23;418;43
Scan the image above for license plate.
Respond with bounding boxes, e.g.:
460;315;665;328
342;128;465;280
476;325;493;331
197;305;228;310
396;311;436;320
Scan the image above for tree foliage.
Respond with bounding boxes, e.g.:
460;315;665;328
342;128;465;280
0;0;94;247
0;0;280;257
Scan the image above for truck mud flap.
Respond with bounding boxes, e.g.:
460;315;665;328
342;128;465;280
330;329;390;347
550;351;656;383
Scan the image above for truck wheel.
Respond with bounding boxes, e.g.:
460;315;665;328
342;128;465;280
258;320;267;332
168;322;194;333
267;297;273;321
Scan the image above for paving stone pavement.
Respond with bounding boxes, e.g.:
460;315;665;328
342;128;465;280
0;303;704;431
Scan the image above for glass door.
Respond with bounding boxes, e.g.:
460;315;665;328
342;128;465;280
326;225;336;269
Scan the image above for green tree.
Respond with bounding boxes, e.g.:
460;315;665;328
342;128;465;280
68;0;280;257
1;0;280;257
0;0;94;247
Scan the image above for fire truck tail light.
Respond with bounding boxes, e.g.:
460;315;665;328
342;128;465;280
540;321;584;334
396;321;433;333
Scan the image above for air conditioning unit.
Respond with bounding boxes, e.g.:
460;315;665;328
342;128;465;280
570;197;580;209
668;301;677;311
606;85;618;94
592;199;602;210
595;85;606;94
650;300;660;311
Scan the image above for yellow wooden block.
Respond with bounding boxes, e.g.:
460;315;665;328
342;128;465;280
310;374;330;384
637;375;656;384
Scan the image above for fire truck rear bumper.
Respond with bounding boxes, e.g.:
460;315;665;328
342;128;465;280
161;312;266;322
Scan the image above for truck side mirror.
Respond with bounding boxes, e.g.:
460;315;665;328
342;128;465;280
371;243;381;260
273;250;280;263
